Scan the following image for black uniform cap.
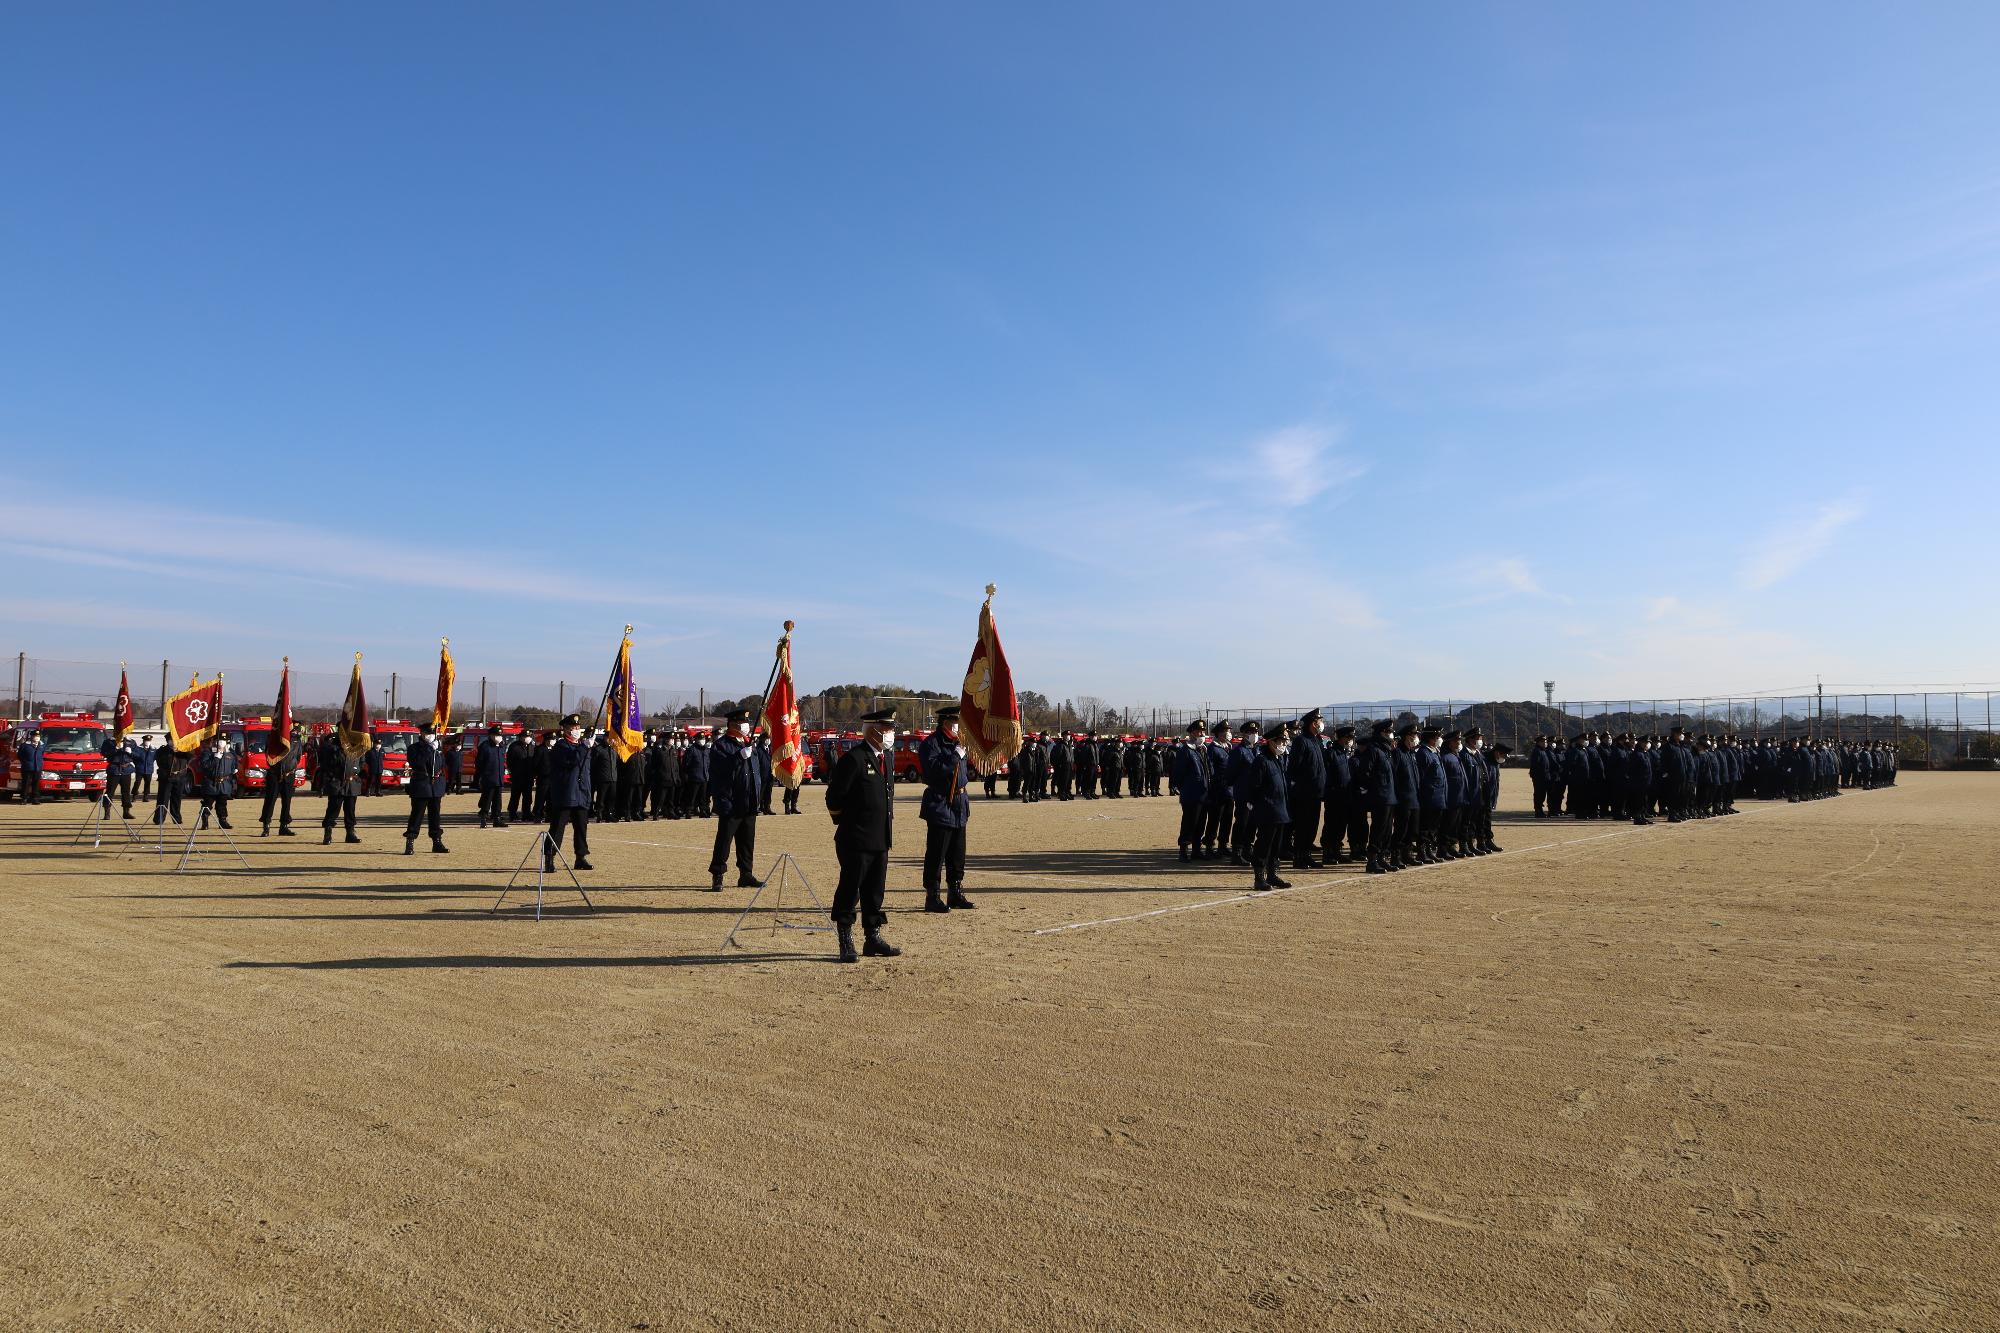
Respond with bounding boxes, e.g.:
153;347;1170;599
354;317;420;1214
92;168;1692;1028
1240;720;1262;736
723;707;753;723
420;721;437;734
1210;720;1231;736
1370;719;1393;736
1463;726;1482;739
935;705;962;722
1421;724;1442;737
1186;720;1207;735
1333;724;1355;738
1397;722;1418;738
1300;708;1321;726
1443;730;1462;741
560;713;582;728
859;707;897;723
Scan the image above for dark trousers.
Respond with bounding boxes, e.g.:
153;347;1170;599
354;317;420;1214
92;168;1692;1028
21;771;40;804
136;773;153;798
404;795;443;841
782;784;800;813
1202;797;1233;848
1077;770;1096;798
1054;771;1071;799
1321;793;1352;859
1391;804;1417;861
1419;806;1442;856
1363;799;1394;862
1249;820;1285;878
1547;781;1565;815
1104;770;1121;797
1231;802;1256;854
1288;791;1323;866
1530;776;1547;815
710;813;757;878
832;841;888;928
508;777;530;818
923;822;966;889
259;782;294;829
322;792;357;833
1176;799;1206;848
104;772;134;817
154;784;182;823
623;779;646;822
546;806;589;862
478;782;504;823
200;797;231;826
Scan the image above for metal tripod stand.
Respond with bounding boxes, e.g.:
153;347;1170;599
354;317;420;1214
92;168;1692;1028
71;795;145;851
721;851;832;950
492;830;594;920
176;802;250;872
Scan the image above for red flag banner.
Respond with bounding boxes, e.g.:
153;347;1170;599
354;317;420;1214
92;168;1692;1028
958;584;1023;776
762;624;806;790
339;655;372;758
166;674;224;753
113;666;134;740
269;660;294;760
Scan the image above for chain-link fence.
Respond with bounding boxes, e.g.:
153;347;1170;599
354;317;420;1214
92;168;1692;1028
5;652;1995;766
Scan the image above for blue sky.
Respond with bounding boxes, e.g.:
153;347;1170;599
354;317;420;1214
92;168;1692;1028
4;3;1997;705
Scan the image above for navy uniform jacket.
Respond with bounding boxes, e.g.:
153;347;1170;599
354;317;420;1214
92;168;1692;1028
1286;732;1327;799
1458;748;1484;809
1073;742;1096;774
1324;743;1355;797
918;730;970;828
194;748;238;798
1441;750;1466;807
1354;738;1398;805
1602;746;1625;789
100;738;138;776
135;743;156;777
1528;747;1554;784
827;742;893;853
1171;741;1216;805
1244;749;1291;826
406;739;450;798
320;748;364;797
1049;740;1071;777
1228;742;1262;805
1485;752;1502;811
1563;746;1591;786
1391;746;1420;809
1414;745;1448;811
475;738;508;786
590;741;617;792
708;735;765;817
505;739;534;782
1124;745;1143;780
1624;748;1654;793
683;742;711;785
544;738;593;811
19;740;45;773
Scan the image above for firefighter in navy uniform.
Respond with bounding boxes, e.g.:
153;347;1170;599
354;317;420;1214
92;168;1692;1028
100;733;139;820
1244;726;1293;892
17;733;45;804
1171;720;1215;861
918;705;975;912
475;728;509;828
543;714;594;871
319;733;364;844
1286;709;1328;869
193;733;239;829
826;708;901;964
402;722;450;855
258;724;305;835
706;709;766;892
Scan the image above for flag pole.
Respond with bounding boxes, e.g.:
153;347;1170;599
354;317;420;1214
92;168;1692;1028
588;625;634;732
756;621;794;719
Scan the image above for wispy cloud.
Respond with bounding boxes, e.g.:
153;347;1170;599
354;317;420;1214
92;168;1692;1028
1739;496;1865;589
1452;554;1563;606
1245;424;1363;507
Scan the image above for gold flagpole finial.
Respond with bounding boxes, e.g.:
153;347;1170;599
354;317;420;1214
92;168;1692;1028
985;583;997;598
441;636;449;649
623;623;634;636
783;619;795;633
189;672;199;687
355;651;363;664
282;655;289;665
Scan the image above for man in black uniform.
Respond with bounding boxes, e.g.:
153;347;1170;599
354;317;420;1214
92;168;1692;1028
259;724;305;835
402;722;450;855
918;705;975;911
318;731;365;844
506;731;535;820
1286;709;1328;869
543;714;594;871
1101;734;1124;798
707;708;766;892
826;708;902;964
1074;729;1099;798
475;727;509;828
1050;732;1073;800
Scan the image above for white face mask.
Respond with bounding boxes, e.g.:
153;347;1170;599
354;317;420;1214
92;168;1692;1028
565;728;582;742
734;722;751;737
943;722;960;740
878;730;897;749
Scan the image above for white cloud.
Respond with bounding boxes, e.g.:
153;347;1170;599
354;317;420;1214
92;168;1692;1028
1246;424;1363;507
1739;496;1864;589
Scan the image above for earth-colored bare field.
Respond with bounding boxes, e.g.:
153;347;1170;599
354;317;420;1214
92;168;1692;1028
1;771;1994;1331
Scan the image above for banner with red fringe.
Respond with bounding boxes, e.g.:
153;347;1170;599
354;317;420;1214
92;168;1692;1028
958;584;1022;776
763;625;806;789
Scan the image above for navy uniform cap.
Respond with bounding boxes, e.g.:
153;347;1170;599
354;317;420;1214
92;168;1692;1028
1397;722;1418;737
859;707;896;723
560;713;582;728
1240;720;1262;735
935;705;962;721
1333;724;1355;738
1187;720;1207;735
1370;719;1393;735
724;707;753;723
1300;708;1321;726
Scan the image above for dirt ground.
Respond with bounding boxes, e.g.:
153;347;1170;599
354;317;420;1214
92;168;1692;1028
1;771;1994;1331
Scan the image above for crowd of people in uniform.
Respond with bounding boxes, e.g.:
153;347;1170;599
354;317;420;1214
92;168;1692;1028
56;704;1907;968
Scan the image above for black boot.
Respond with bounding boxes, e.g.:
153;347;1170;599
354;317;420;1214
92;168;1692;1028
709;872;724;892
403;837;415;856
946;887;975;910
431;837;449;854
1268;870;1293;889
862;928;902;958
344;831;362;844
1178;846;1191;863
322;828;333;845
835;923;859;964
260;822;271;838
1252;869;1268;892
574;857;593;870
278;825;296;837
924;890;949;913
1366;858;1387;875
737;873;764;889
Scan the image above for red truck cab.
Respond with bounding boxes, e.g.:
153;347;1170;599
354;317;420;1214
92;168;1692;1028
456;721;527;784
1;711;110;800
223;717;311;792
368;719;421;788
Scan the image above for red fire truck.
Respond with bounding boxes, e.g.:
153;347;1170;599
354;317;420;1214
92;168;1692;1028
223;717;312;793
368;718;421;789
0;711;111;801
455;721;527;785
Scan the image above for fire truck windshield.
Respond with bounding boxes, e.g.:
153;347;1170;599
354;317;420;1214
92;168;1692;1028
374;732;413;755
38;727;102;754
236;730;273;755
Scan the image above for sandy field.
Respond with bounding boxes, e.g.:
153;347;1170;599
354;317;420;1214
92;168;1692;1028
1;770;1995;1331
